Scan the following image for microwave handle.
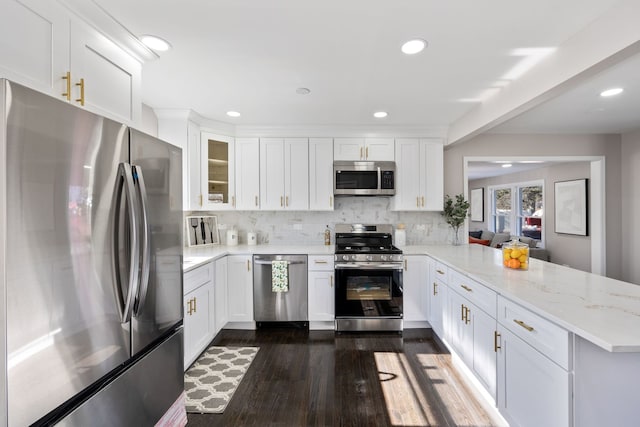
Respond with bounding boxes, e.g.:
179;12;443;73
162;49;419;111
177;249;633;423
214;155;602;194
377;166;381;191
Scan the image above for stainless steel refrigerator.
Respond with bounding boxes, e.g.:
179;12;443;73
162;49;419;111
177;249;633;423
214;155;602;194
0;80;184;426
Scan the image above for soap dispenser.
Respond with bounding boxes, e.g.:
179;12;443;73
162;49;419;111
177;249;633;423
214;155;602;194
324;225;331;245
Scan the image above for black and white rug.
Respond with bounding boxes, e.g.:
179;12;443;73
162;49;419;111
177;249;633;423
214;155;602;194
184;346;259;413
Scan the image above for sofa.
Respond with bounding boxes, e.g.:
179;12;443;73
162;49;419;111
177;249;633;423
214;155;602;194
469;230;550;261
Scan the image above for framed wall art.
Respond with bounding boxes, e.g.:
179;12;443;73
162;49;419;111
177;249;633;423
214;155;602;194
186;215;220;246
470;188;484;222
554;179;588;236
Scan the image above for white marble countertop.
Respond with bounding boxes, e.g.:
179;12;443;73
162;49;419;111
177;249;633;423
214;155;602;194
183;242;640;352
405;244;640;353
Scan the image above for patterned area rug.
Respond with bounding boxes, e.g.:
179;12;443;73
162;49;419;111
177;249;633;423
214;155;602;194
185;346;259;413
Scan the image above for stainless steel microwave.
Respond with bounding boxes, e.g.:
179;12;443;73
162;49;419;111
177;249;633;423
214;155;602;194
333;161;396;196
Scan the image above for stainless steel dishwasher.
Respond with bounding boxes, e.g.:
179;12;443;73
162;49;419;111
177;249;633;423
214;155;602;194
253;254;308;324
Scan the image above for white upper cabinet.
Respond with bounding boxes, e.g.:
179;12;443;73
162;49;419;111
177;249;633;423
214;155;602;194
333;138;394;161
235;138;260;210
393;138;443;211
0;0;141;124
200;132;236;210
260;138;309;210
308;138;334;211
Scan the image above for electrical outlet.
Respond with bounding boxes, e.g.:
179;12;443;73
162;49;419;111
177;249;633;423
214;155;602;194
416;224;426;231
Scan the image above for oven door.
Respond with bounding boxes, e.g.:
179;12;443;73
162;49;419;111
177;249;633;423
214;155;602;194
334;263;403;318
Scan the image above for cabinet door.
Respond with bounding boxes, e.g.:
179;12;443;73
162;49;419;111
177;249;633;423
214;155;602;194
308;271;334;321
365;138;394;161
260;138;285;210
403;255;429;321
334;138;364;161
199;132;235;211
428;270;446;338
309;138;334;211
0;0;69;98
393;139;422;210
214;257;228;333
226;255;254;322
69;19;141;124
448;290;471;361
497;326;571;427
284;138;309;210
184;282;213;370
235;138;260;210
471;306;497;399
420;140;444;211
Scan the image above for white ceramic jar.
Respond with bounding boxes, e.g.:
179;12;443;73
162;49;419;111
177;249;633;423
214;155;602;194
226;229;238;246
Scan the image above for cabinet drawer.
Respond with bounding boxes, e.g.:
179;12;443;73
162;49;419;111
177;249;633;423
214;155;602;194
498;296;570;370
308;255;334;271
184;262;213;295
431;260;449;284
449;270;497;317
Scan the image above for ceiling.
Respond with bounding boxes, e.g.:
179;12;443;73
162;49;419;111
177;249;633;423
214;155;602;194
91;0;626;130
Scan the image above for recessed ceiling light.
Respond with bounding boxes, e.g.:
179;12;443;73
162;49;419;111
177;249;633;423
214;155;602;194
401;39;427;55
502;164;513;168
373;111;388;118
600;88;623;97
226;111;241;118
296;87;311;95
140;35;171;52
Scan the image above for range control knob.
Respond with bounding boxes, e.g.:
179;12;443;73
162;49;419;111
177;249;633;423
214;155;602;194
380;255;388;261
366;255;373;261
342;255;349;261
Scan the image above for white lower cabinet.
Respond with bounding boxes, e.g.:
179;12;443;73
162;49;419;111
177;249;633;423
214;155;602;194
183;262;215;370
496;326;571;427
214;256;228;333
428;258;448;340
308;255;334;327
403;255;429;323
226;255;254;323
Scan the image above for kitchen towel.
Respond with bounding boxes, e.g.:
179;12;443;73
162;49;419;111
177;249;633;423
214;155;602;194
271;260;289;292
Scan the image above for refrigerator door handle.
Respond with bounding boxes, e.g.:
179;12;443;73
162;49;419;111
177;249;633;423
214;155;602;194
132;165;151;316
111;163;141;323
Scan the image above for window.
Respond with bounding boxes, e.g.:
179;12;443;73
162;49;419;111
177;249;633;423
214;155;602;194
490;181;544;246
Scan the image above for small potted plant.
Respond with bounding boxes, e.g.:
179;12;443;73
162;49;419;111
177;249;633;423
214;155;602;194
442;194;470;245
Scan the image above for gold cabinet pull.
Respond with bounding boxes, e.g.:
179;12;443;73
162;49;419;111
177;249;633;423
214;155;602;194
187;299;193;315
404;259;407;270
494;331;501;352
433;282;438;295
75;78;85;106
255;195;258;206
329;196;333;207
62;71;71;101
421;196;425;207
465;307;471;324
514;319;535;332
247;259;250;271
366;147;369;159
232;196;235;207
360;147;363;159
193;297;197;313
286;196;289;207
461;304;465;321
330;275;333;288
200;194;203;206
416;196;420;208
314;260;328;264
280;196;284;207
461;284;473;292
436;269;445;275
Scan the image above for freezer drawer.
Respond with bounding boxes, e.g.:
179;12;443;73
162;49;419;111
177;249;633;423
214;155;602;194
57;329;184;427
253;255;308;322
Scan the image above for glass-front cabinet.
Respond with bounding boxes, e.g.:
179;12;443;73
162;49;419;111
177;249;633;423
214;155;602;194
200;132;235;210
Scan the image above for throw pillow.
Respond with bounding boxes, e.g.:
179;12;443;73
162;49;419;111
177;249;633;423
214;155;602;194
469;230;482;239
469;236;491;246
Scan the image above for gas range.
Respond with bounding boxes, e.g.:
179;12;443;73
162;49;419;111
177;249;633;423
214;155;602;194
334;224;403;264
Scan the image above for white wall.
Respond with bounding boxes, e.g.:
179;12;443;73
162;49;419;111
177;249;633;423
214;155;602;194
470;162;591;272
621;129;640;284
444;133;622;279
186;197;450;246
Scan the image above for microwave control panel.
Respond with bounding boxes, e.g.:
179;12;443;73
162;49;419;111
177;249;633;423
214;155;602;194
381;171;394;189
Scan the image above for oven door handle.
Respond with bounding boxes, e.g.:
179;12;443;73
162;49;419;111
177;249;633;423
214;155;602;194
335;263;403;270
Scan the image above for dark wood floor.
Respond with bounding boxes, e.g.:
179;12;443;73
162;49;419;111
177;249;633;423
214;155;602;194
186;327;496;427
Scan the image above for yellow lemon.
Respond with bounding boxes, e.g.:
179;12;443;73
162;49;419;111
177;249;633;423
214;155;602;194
520;262;528;270
519;255;527;263
510;249;522;259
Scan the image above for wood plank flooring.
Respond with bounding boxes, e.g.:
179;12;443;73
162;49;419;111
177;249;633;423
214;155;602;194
186;328;497;427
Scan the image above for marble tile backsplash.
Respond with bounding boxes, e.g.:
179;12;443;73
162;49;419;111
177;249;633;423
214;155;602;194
185;197;452;246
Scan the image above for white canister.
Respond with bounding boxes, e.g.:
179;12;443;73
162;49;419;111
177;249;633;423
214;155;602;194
226;229;238;246
247;231;257;246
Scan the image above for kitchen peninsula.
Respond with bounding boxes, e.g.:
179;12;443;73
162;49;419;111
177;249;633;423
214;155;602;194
185;243;640;427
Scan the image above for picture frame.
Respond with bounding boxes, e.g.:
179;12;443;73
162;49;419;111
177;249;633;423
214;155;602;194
554;179;588;236
186;215;220;246
470;188;484;222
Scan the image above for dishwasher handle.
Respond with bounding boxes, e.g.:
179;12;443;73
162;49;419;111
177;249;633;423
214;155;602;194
254;259;306;266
